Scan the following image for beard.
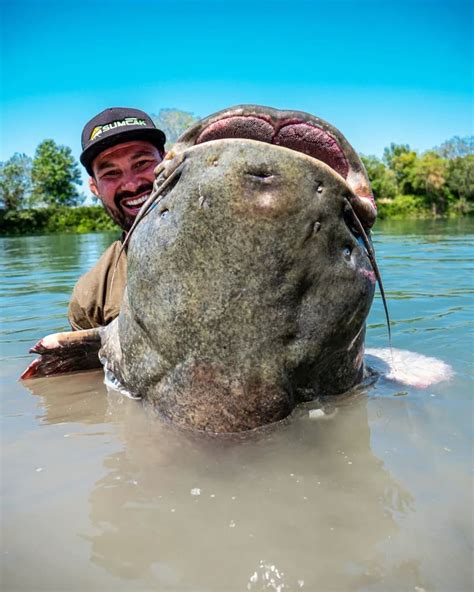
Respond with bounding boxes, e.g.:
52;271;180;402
104;183;154;231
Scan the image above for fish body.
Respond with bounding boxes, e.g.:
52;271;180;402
100;138;376;431
22;105;381;433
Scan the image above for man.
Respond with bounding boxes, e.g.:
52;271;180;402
68;107;166;330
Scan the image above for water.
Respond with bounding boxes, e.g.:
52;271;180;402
1;220;473;592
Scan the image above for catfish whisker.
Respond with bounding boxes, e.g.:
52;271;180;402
344;197;392;350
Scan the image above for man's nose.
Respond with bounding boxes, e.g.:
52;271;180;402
119;170;141;192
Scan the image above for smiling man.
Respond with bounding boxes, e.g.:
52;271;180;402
68;108;166;330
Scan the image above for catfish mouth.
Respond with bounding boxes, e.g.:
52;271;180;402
194;113;350;181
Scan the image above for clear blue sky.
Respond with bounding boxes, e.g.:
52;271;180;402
1;0;472;192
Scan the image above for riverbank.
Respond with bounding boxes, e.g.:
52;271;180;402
0;206;119;235
376;194;472;220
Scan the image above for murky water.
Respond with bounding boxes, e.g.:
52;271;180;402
1;220;473;592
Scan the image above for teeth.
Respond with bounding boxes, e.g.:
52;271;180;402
123;194;148;207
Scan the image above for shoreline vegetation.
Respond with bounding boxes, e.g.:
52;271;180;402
0;109;472;236
0;205;119;235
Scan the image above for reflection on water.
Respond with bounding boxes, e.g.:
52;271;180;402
21;376;420;591
0;232;119;355
85;397;405;589
1;220;473;591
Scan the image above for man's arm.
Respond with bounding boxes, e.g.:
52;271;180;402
68;240;128;330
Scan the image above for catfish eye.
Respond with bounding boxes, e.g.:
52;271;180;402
343;246;352;259
160;208;169;218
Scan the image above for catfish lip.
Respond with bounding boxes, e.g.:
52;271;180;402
195;114;350;179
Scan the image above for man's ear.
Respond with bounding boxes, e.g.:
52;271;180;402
89;177;100;198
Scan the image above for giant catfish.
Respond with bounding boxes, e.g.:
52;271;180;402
20;105;450;432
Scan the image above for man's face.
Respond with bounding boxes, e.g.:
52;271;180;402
90;140;164;231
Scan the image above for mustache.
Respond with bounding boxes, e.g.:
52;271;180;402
115;183;154;205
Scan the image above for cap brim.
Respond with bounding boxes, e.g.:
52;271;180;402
80;128;166;174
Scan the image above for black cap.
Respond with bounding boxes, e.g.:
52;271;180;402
80;107;166;175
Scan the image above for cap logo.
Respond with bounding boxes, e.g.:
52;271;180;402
89;117;147;141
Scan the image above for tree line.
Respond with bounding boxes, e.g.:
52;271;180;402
0;107;472;220
361;136;473;218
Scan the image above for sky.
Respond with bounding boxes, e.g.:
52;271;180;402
1;0;472;193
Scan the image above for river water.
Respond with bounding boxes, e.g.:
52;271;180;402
1;219;473;592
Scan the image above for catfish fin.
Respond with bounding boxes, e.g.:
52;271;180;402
365;348;453;388
20;328;103;380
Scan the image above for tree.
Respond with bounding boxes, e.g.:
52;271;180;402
410;151;448;214
152;108;200;147
446;155;474;203
360;155;398;200
435;135;474;159
383;143;418;194
0;153;32;210
31;139;83;206
382;143;411;168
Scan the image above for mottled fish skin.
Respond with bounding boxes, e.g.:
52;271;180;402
102;138;376;433
21;105;379;433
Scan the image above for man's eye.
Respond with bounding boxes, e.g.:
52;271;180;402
134;159;153;170
101;170;119;179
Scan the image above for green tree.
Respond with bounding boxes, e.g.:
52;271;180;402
31;139;83;206
152;108;199;147
446;154;474;210
360;155;398;200
0;153;32;210
382;143;411;167
383;143;418;194
410;151;448;214
435;135;474;159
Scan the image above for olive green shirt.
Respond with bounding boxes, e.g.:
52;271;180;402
68;240;128;330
